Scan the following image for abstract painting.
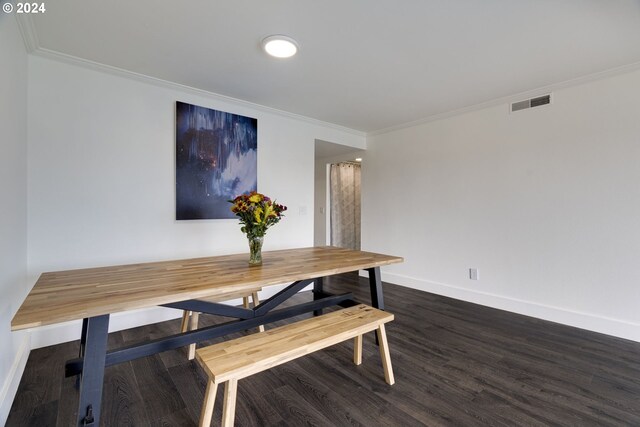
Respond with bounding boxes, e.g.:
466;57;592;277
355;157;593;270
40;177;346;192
176;101;257;219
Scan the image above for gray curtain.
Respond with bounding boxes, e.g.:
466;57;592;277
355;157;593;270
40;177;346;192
330;162;361;249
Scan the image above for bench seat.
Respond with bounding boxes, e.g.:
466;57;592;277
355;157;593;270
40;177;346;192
196;303;394;426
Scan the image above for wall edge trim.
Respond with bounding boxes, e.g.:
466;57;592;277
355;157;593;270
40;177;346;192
367;60;640;136
382;271;640;343
0;334;30;426
13;14;38;53
29;47;366;139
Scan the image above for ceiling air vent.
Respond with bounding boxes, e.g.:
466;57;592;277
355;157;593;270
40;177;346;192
511;94;551;112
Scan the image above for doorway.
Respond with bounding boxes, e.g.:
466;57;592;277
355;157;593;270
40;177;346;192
313;139;363;247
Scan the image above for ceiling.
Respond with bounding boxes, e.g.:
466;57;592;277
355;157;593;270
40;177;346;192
30;0;640;133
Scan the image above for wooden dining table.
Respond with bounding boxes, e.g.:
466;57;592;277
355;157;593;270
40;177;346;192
11;246;403;427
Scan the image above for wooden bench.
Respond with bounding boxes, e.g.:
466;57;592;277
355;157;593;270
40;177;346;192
195;304;395;427
181;287;265;360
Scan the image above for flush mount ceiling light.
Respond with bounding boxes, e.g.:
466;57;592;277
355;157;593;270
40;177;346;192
262;35;299;58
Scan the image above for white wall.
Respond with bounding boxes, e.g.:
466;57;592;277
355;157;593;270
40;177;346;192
26;55;365;347
363;69;640;342
0;15;30;426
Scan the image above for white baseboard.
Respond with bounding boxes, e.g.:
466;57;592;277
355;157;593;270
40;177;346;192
29;283;311;349
381;271;640;343
0;333;30;426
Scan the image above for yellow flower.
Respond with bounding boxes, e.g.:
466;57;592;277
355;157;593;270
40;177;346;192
263;204;274;219
249;193;263;203
254;207;263;223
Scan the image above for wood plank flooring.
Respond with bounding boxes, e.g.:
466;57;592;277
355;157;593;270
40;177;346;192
7;273;640;426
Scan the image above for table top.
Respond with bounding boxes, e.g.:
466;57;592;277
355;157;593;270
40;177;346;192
11;246;403;331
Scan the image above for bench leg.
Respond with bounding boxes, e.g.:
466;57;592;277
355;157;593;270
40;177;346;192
181;310;191;333
376;324;395;385
199;379;218;427
251;292;265;333
222;379;238;427
353;335;363;365
188;311;200;360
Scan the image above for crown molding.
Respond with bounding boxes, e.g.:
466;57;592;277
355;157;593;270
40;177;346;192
20;24;640;139
367;60;640;137
29;47;366;138
14;14;38;53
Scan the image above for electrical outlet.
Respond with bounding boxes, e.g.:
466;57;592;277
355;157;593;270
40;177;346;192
299;206;307;216
469;268;479;280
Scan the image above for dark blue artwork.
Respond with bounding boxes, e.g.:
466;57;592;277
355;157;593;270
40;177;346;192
176;101;257;220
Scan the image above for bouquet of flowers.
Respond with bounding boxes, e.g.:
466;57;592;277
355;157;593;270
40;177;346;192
229;192;287;239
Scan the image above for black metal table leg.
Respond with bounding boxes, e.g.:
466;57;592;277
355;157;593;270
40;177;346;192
367;267;385;345
76;318;90;390
79;318;88;358
313;277;324;316
76;314;110;427
367;267;385;310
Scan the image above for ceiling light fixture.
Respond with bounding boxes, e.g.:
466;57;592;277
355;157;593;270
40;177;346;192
355;158;362;162
262;35;299;58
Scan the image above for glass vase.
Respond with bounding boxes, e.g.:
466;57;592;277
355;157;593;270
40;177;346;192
248;236;264;266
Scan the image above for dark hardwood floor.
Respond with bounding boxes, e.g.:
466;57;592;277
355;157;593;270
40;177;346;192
7;273;640;426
